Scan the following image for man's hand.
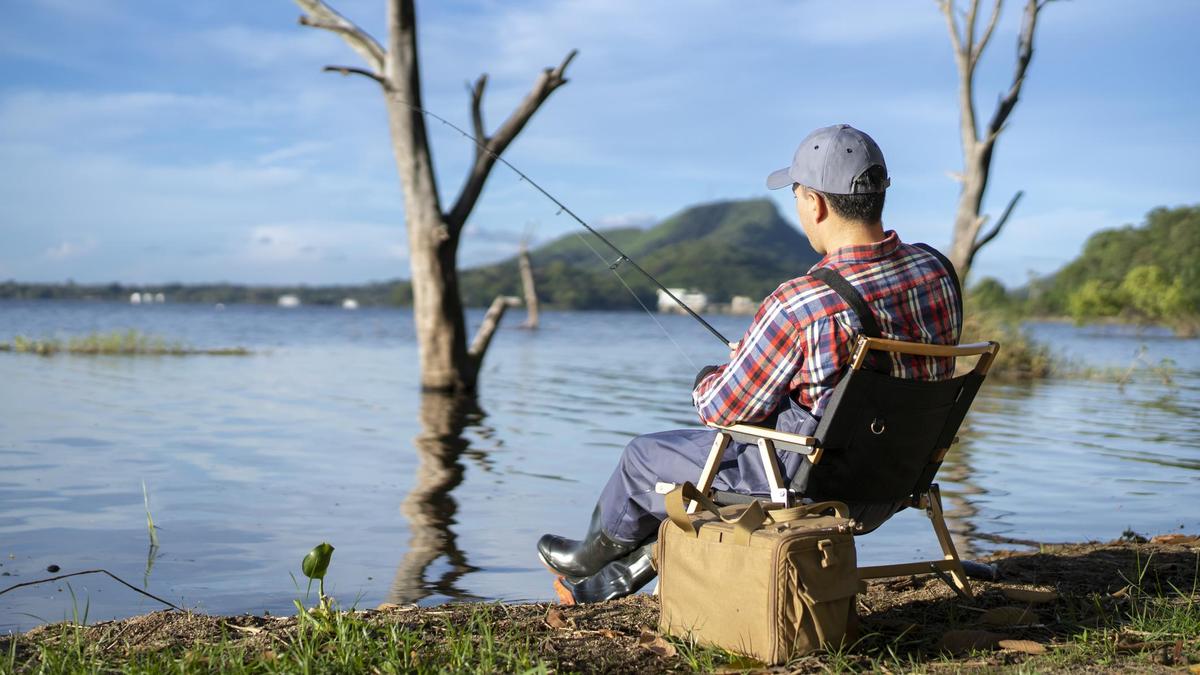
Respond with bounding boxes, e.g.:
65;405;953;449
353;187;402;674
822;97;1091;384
728;340;740;361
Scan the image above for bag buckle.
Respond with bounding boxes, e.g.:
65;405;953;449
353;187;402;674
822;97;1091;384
818;539;837;569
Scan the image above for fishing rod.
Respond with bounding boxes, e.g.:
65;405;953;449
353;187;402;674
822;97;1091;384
401;101;734;350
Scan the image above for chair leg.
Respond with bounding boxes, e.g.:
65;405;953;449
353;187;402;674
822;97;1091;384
688;432;729;514
756;438;789;506
926;484;973;599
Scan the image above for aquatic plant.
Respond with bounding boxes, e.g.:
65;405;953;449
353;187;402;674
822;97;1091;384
0;330;249;356
301;542;335;607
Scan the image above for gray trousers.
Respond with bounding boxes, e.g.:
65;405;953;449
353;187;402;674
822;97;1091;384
597;398;820;544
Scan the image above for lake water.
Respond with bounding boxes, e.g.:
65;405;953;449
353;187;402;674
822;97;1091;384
1;301;1197;633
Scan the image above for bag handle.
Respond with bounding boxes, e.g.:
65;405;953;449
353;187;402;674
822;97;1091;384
763;500;850;524
665;482;767;546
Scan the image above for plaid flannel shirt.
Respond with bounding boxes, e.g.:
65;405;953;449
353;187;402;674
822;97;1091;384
692;230;962;426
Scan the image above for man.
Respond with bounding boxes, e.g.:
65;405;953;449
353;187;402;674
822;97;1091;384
537;124;962;604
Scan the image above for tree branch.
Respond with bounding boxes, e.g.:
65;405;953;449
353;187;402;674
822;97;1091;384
468;295;521;365
963;0;981;60
939;0;979;147
295;0;386;74
444;49;578;232
938;0;965;57
323;64;389;89
985;0;1040;141
972;190;1024;255
469;73;489;154
971;0;1003;70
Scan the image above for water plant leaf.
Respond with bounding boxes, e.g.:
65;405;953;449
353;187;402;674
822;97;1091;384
1001;587;1058;604
142;481;159;548
302;542;334;580
998;639;1046;654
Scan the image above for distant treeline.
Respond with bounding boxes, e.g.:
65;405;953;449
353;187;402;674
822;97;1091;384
974;204;1199;334
4;203;1197;333
0;279;411;307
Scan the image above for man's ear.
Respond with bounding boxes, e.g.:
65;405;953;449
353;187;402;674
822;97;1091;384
808;189;829;224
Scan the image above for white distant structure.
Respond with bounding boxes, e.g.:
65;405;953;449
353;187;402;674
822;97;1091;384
278;294;301;308
131;291;165;304
730;295;756;315
341;298;359;310
657;287;708;314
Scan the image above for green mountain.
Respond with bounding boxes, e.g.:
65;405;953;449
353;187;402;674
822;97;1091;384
1023;204;1199;332
460;198;820;309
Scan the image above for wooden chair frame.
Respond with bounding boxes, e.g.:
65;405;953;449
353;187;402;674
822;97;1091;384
689;336;1000;599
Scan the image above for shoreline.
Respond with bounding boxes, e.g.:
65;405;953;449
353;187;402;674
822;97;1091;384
4;535;1197;673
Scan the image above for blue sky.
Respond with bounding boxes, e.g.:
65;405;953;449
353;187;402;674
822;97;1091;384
1;0;1196;287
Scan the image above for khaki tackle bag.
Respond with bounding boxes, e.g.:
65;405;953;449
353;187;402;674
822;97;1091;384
656;482;862;665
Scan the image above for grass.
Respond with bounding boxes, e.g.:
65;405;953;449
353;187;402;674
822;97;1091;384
3;605;547;675
6;585;1196;674
0;330;248;356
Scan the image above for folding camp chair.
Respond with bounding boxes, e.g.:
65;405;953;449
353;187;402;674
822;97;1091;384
689;334;1000;598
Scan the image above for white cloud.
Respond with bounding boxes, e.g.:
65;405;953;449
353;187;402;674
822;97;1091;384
242;222;406;265
43;238;97;261
593;212;656;229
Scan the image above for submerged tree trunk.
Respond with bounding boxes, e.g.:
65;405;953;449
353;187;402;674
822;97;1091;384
296;0;575;393
518;240;539;329
939;0;1049;279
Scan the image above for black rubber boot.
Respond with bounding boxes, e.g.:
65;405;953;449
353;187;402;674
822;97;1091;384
537;504;638;579
554;540;657;605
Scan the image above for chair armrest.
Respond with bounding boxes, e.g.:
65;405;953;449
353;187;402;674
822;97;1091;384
707;423;818;455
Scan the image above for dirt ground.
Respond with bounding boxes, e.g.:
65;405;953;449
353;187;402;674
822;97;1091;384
5;536;1199;673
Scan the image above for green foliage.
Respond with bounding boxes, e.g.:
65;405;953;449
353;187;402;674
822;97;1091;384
1067;279;1123;321
1031;204;1199;333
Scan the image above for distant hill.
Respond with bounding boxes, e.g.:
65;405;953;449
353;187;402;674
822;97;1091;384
1022;204;1199;333
460;198;820;309
0;198;819;311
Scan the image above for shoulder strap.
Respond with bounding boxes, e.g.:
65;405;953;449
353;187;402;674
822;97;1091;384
913;243;964;334
809;266;881;339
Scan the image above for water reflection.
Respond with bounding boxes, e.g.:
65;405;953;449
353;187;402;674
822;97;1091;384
388;393;483;604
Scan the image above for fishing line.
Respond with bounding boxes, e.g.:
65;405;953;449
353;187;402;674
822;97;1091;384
566;228;699;369
402;100;732;354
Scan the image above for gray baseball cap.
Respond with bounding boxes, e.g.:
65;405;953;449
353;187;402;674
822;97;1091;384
766;124;890;194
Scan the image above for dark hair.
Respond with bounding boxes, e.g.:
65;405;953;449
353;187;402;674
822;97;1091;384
817;165;888;224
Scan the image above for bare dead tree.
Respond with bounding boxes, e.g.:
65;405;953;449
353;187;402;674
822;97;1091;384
295;0;576;393
938;0;1051;279
517;227;539;329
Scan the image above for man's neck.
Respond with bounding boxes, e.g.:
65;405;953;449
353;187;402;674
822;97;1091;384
820;221;886;253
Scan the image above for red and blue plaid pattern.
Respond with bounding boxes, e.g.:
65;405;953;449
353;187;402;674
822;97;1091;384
693;230;961;426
